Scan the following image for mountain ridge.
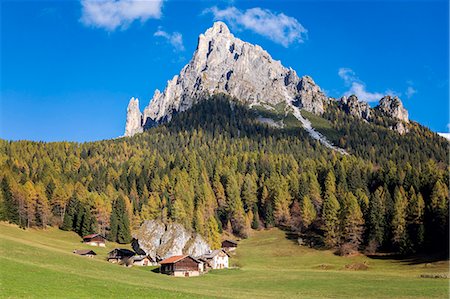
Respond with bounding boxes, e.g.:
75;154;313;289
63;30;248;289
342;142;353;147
124;21;327;136
124;21;412;143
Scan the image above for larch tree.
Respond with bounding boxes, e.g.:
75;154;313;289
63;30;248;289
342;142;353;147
300;195;316;230
391;187;409;252
322;171;340;248
341;191;364;252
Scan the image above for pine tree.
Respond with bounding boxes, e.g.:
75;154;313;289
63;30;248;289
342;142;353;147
109;197;132;243
428;180;449;249
367;186;386;250
251;204;260;229
61;195;77;231
407;187;425;250
1;177;18;224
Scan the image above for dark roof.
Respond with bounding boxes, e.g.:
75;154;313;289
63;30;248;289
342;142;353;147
222;239;238;245
73;249;96;255
159;255;201;265
82;233;105;240
108;248;135;258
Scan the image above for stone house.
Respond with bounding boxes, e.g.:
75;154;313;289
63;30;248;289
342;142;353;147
201;249;229;269
132;255;157;266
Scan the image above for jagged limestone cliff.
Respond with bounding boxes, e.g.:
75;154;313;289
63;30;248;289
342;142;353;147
124;22;326;136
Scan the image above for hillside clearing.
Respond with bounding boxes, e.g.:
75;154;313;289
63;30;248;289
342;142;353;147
0;223;448;298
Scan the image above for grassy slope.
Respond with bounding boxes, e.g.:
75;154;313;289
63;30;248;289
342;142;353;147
0;223;448;299
300;110;340;141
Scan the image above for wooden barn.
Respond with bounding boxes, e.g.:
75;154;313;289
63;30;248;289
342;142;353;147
73;249;96;257
221;239;238;251
159;255;202;277
107;248;135;264
82;234;106;247
201;249;229;269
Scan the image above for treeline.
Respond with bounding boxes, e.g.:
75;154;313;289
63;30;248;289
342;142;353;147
0;95;448;254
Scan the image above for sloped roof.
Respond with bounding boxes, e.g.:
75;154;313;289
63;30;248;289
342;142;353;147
159;255;201;265
82;233;105;240
133;255;155;262
159;255;187;264
108;248;135;258
222;239;238;245
202;249;230;259
73;249;96;255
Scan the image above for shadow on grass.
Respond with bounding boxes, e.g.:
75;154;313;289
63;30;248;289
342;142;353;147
367;252;449;265
283;228;327;250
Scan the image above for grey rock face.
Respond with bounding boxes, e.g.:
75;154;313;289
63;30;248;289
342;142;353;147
392;122;409;135
124;97;143;137
297;76;326;114
339;95;371;120
132;220;210;261
376;96;409;123
125;22;326;136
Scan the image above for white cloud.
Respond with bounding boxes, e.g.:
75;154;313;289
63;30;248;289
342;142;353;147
204;6;307;47
338;67;395;103
80;0;164;31
345;82;385;103
405;86;417;98
154;29;185;51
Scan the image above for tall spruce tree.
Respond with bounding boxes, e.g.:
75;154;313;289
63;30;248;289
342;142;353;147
109;197;132;243
367;186;386;250
1;177;18;224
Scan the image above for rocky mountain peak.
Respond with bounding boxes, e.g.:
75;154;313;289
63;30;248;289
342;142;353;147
125;22;326;136
377;95;409;123
204;21;231;36
338;95;371;120
124;97;143;137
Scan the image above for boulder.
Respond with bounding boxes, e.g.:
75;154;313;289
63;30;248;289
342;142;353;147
132;220;211;261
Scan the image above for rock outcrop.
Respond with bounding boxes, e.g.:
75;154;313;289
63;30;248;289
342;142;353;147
132;220;210;261
376;96;409;123
125;22;326;136
297;76;326;114
124;98;143;137
338;95;371;120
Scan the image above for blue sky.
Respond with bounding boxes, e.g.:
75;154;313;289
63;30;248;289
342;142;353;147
1;0;448;142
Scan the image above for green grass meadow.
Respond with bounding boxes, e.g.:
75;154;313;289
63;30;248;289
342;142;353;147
0;222;448;298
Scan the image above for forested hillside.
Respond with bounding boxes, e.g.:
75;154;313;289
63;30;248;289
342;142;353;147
0;95;448;255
